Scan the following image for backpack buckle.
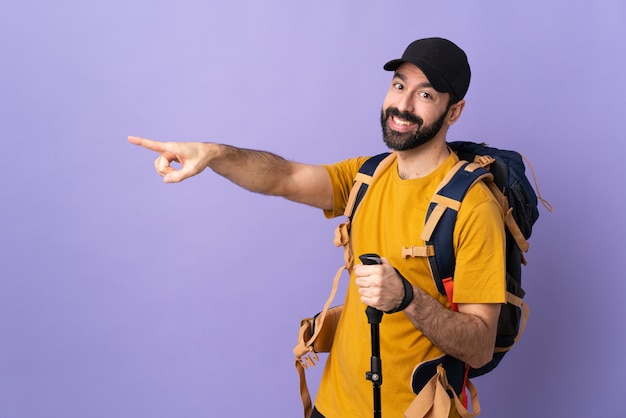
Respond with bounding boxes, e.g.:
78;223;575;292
402;245;435;258
299;352;319;369
475;155;495;168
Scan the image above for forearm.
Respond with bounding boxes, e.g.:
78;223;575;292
403;286;499;368
205;143;333;209
207;143;293;196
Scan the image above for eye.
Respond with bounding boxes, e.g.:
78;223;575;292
393;82;404;90
419;91;432;99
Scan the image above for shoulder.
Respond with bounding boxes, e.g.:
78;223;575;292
456;181;505;238
323;155;373;185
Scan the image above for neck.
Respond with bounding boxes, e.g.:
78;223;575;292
396;137;450;180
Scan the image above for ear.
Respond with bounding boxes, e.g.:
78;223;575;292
446;100;466;125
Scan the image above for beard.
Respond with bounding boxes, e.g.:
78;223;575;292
381;106;449;151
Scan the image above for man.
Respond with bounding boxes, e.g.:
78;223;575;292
129;38;506;417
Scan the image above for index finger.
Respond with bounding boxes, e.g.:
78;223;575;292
128;136;168;153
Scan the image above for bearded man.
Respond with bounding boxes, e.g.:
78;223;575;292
129;37;506;418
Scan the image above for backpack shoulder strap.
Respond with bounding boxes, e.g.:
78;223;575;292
334;152;395;268
421;160;493;295
343;152;394;219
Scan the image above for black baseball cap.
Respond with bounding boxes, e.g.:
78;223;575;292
383;38;471;100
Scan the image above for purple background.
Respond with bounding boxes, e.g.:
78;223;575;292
2;1;625;417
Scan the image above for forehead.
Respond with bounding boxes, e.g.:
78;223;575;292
393;62;431;85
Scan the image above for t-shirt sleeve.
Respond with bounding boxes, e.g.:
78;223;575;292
452;183;507;304
322;156;370;219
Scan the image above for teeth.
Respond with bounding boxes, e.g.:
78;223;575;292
393;116;412;126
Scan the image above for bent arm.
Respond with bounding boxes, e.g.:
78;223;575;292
403;290;500;368
355;259;500;368
405;190;505;367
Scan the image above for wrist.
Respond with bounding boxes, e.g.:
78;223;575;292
385;268;414;314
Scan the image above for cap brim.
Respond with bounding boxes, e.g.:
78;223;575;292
383;59;451;94
384;59;406;71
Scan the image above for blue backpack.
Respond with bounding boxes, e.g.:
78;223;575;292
345;141;550;396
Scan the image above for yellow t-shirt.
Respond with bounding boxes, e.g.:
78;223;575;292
314;151;506;417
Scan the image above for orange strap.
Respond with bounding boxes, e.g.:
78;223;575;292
442;277;458;312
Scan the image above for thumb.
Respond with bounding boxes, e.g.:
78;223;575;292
163;164;203;183
379;256;392;267
163;170;186;183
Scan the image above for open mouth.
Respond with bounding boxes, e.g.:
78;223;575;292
390;115;417;131
392;116;413;126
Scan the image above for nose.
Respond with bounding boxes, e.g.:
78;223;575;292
395;92;415;114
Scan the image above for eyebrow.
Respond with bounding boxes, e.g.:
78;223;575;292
393;71;433;89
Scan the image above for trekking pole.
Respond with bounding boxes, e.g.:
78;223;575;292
359;254;384;418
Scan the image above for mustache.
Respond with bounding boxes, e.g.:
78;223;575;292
384;107;423;127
